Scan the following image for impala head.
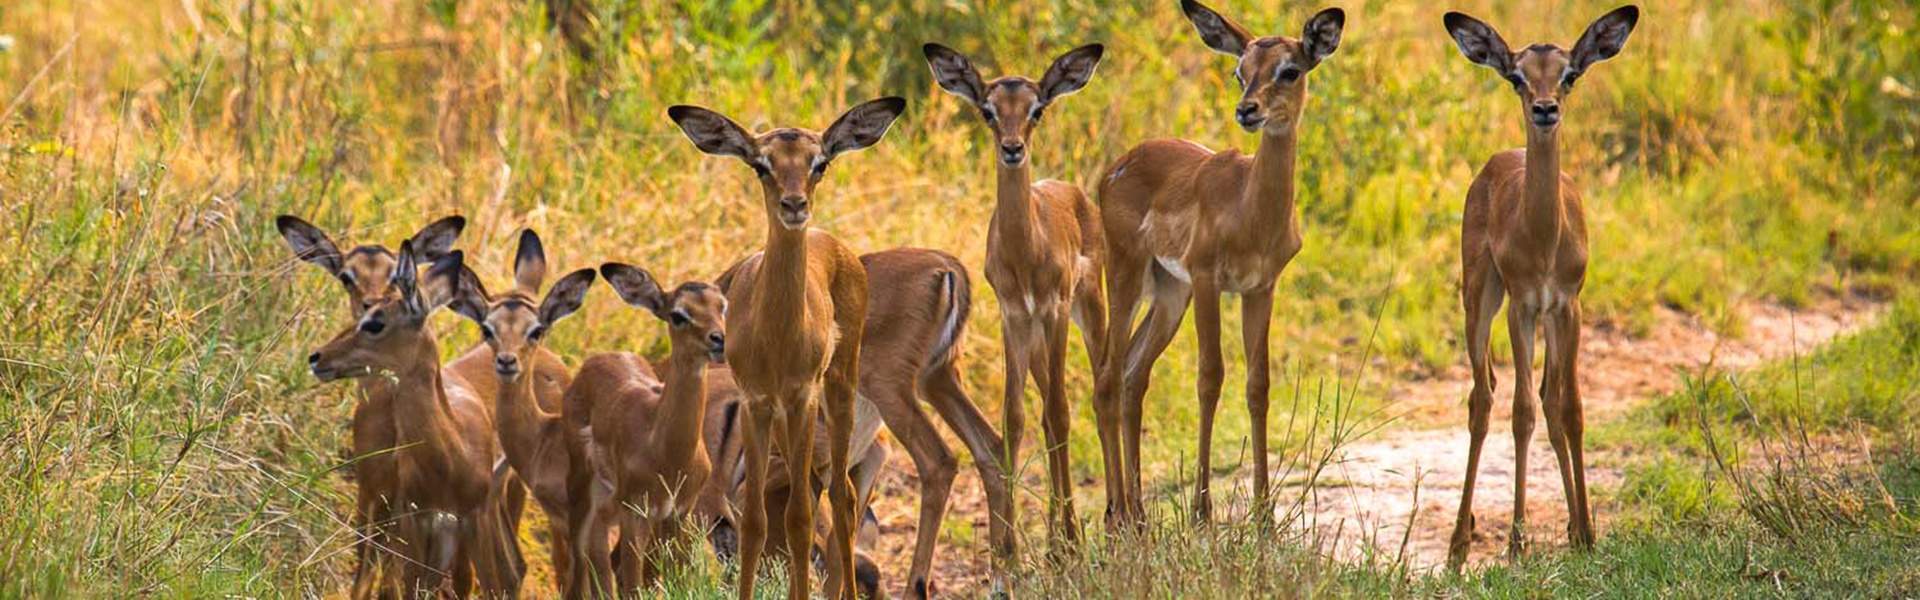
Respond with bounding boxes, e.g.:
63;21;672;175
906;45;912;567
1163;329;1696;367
445;231;595;379
923;43;1104;167
1443;6;1639;132
667;98;907;231
276;215;465;317
1180;1;1344;134
307;240;457;382
601;263;729;364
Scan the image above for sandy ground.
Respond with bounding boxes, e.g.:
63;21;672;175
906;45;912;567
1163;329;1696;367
855;300;1881;595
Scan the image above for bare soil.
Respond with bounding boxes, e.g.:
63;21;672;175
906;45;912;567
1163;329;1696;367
858;300;1880;595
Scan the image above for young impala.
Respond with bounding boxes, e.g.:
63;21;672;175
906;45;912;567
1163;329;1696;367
711;247;1011;599
667;97;904;600
441;229;605;597
1441;6;1639;568
1097;1;1344;523
305;242;523;596
923;41;1111;544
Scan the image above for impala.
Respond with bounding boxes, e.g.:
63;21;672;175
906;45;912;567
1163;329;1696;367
1097;1;1344;523
441;229;608;597
924;41;1111;543
667;97;904;600
1441;5;1639;568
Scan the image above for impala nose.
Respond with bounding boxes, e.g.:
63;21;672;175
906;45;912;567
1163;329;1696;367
307;352;321;367
1530;101;1561;127
779;195;809;215
1235;102;1264;130
494;353;520;374
998;141;1026;165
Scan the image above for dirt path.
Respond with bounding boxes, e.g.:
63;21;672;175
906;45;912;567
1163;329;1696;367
858;300;1880;594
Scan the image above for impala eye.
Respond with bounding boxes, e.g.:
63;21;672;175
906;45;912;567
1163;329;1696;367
669;311;691;328
1276;67;1301;82
750;159;772;178
810;160;828;177
480;324;496;340
1029;106;1045;122
360;319;387;336
338;272;357;286
981;108;997;123
527;324;546;341
1504;72;1526;89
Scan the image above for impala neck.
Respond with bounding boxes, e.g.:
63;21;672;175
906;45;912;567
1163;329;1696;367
758;211;811;333
994;161;1041;255
651;348;710;466
1524;126;1564;243
1244;128;1299;228
386;331;461;459
495;364;552;470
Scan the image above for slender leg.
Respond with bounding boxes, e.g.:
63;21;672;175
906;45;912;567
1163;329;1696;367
1098;256;1147;526
920;362;1014;598
997;318;1031;541
1241;288;1276;522
781;394;822;600
736;403;775;600
1039;311;1081;545
1449;265;1504;570
866;376;955;599
1189;278;1226;523
1506;300;1541;559
1121;268;1193;521
349;485;383;600
1072;271;1124;537
1562;300;1594;547
824;309;864;600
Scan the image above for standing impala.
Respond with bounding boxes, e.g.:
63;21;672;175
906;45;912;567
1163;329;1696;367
1097;1;1344;524
1441;6;1638;568
441;229;604;597
667;97;905;600
923;42;1111;544
306;242;523;596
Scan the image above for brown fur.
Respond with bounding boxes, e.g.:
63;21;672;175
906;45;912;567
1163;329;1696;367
1440;6;1638;568
1096;2;1344;524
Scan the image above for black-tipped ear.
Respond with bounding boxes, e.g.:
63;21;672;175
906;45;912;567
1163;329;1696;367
1443;11;1516;75
275;215;344;275
923;43;987;106
514;229;548;295
540;268;595;326
600;263;669;316
408;216;466;263
822;97;907;162
1181;0;1253;57
667;105;760;161
1570;5;1638;76
447;260;491;326
1300;8;1345;67
1039;44;1104;104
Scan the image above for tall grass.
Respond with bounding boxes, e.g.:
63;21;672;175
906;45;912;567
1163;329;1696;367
1;0;1916;595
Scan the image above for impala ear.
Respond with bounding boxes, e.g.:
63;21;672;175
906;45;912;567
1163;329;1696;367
1038;44;1104;105
1443;11;1516;75
1181;0;1253;57
667;105;760;161
600;262;670;317
1300;8;1345;68
447;259;491;326
822;97;908;162
923;43;987;107
514;229;548;295
540;269;596;326
1569;5;1639;77
275;215;344;275
407;215;466;264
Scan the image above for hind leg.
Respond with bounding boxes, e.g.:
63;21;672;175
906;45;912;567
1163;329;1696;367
1119;265;1193;521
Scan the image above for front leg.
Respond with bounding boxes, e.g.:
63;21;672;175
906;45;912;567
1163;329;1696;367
1241;287;1275;522
822;361;861;598
1189;276;1226;523
734;402;776;600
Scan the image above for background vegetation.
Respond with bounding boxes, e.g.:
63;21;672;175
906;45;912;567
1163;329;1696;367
0;0;1914;596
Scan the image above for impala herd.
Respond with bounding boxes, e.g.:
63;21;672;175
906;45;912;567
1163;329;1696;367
277;2;1640;597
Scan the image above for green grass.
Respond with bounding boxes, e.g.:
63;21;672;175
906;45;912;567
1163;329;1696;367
1;0;1916;595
